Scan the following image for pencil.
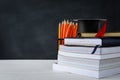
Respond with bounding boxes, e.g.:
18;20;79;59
64;20;69;38
73;23;76;37
62;21;65;44
58;23;61;49
75;23;78;37
58;23;61;39
60;21;63;39
63;20;66;38
65;22;72;38
71;23;75;37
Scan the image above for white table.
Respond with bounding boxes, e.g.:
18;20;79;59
0;60;119;80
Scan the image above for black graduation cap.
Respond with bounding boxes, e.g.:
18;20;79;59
73;19;107;33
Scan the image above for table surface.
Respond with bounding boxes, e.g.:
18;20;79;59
0;60;119;80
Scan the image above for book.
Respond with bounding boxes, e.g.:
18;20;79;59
58;54;120;66
64;37;120;47
53;62;120;78
58;51;120;59
58;54;120;71
58;60;120;71
78;32;120;37
59;45;120;54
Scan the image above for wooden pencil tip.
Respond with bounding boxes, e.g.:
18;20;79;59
59;23;61;26
75;23;78;26
69;22;72;25
72;22;74;25
67;20;69;24
64;19;66;23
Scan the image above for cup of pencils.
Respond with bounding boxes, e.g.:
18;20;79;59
58;20;78;49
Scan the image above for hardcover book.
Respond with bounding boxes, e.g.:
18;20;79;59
64;37;120;47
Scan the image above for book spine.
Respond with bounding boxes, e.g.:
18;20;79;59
102;38;120;47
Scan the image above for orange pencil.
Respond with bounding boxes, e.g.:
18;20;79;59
64;20;69;38
69;22;73;37
63;20;66;38
63;20;66;44
72;23;76;37
69;23;72;37
61;21;65;44
72;23;75;37
65;22;72;38
69;23;73;37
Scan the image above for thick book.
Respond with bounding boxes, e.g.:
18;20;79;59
58;51;120;59
78;32;120;37
58;54;120;71
58;54;120;66
64;37;120;47
53;63;120;78
58;60;120;71
59;45;120;54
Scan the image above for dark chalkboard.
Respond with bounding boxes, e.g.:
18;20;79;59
0;0;120;59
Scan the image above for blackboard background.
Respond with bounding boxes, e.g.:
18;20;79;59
0;0;120;59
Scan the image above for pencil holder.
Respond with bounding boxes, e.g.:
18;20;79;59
57;38;64;50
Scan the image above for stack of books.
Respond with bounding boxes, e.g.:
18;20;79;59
53;37;120;78
53;19;120;78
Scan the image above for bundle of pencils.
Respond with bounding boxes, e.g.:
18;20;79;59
58;20;78;46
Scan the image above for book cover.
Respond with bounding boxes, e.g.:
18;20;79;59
64;37;120;47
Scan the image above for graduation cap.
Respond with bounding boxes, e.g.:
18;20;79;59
73;19;107;38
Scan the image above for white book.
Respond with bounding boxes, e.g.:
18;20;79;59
53;63;120;78
64;38;120;47
58;51;120;59
58;60;120;71
59;45;120;54
64;38;102;46
58;54;120;67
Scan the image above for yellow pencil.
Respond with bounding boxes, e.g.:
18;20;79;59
58;23;61;39
58;23;61;49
